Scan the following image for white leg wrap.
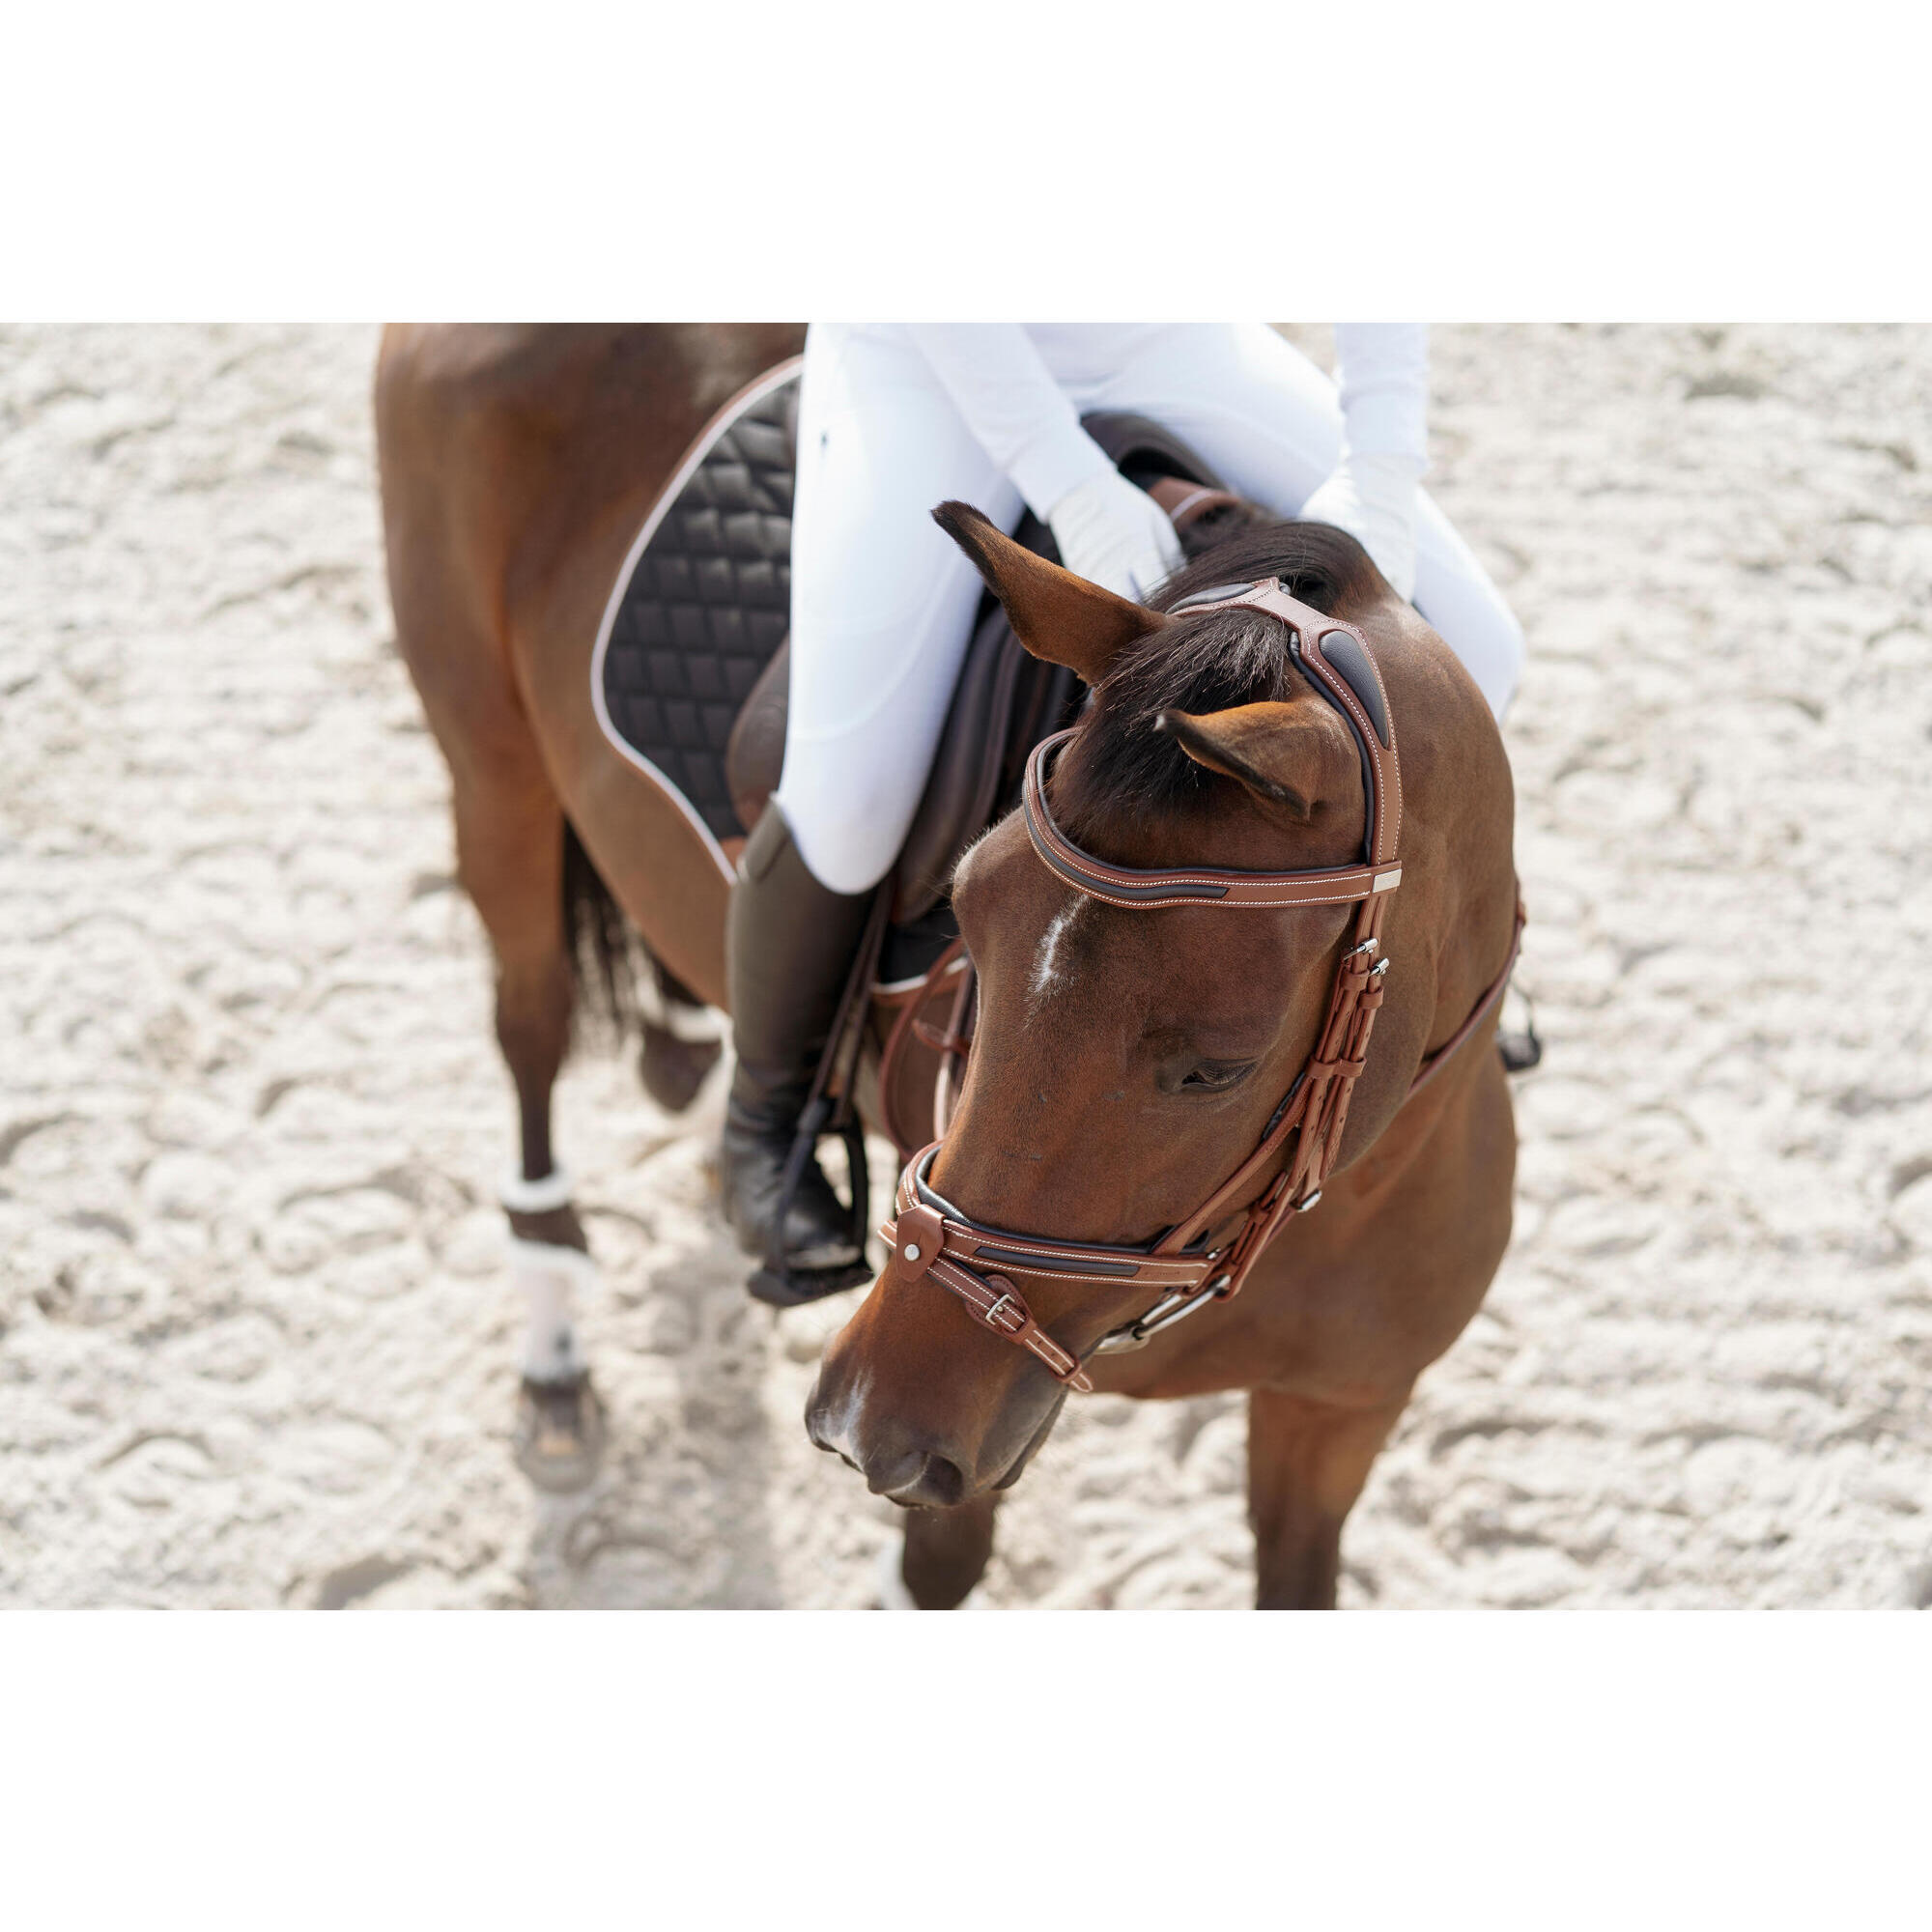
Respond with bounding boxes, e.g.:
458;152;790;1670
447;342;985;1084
500;1165;575;1215
508;1236;597;1382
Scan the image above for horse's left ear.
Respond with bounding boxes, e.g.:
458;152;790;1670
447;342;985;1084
1155;698;1360;823
932;500;1169;684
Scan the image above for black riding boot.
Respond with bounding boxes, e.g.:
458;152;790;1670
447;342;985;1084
722;804;876;1304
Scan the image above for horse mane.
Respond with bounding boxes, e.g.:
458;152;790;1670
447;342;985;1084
1056;515;1383;843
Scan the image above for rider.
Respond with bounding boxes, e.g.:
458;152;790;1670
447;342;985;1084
719;323;1525;1293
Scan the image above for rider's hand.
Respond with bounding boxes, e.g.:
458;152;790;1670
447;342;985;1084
1047;466;1184;604
1298;452;1423;603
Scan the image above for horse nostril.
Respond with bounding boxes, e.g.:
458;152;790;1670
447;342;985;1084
869;1452;964;1510
862;1448;924;1497
912;1455;965;1509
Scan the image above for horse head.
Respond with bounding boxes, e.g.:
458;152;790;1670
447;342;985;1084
807;497;1516;1509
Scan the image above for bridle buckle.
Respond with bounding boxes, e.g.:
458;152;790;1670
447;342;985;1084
983;1291;1023;1335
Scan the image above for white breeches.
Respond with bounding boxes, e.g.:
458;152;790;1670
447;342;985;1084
774;323;1525;895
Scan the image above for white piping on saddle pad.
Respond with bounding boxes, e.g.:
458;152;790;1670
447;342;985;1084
588;355;806;886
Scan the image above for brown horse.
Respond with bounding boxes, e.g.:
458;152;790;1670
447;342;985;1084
808;511;1520;1608
376;325;1520;1605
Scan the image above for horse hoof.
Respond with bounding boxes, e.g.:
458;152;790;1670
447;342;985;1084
639;1025;723;1114
513;1372;607;1493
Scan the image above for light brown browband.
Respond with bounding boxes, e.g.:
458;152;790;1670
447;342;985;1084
878;579;1523;1391
1025;733;1403;909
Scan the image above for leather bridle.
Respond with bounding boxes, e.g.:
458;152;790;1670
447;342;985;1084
876;580;1523;1394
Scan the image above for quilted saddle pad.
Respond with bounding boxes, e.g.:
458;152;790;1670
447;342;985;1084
591;358;801;869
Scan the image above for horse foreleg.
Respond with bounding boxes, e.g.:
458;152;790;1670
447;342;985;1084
1246;1388;1408;1609
881;1494;1002;1609
453;763;607;1491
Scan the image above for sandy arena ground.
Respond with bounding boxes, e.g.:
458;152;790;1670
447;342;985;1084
3;324;1928;1609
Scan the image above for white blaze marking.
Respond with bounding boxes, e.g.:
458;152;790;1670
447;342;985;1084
1030;900;1082;1006
815;1367;873;1469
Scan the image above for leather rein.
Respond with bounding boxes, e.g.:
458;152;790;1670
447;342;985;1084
877;579;1523;1394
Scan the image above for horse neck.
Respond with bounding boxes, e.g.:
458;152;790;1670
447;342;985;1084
1382;611;1518;1068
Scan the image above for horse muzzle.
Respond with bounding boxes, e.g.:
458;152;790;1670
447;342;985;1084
805;1293;1067;1507
804;1385;969;1507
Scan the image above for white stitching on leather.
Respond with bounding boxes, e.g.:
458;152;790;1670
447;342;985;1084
1065;884;1383;912
1040;850;1383;894
950;1238;1200;1284
1028;733;1387;904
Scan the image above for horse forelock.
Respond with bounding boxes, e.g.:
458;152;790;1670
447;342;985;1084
1055;518;1384;848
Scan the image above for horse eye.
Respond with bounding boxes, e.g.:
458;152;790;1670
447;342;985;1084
1179;1061;1253;1094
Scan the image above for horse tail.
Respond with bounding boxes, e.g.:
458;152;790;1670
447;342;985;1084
560;824;720;1118
561;818;640;1040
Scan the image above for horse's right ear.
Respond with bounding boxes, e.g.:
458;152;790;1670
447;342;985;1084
932;500;1169;684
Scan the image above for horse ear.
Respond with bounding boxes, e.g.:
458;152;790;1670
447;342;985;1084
932;500;1168;683
1154;698;1360;823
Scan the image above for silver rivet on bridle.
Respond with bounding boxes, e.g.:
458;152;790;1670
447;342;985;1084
903;1243;921;1261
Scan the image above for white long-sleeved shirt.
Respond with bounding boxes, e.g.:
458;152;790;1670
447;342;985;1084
902;323;1429;520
